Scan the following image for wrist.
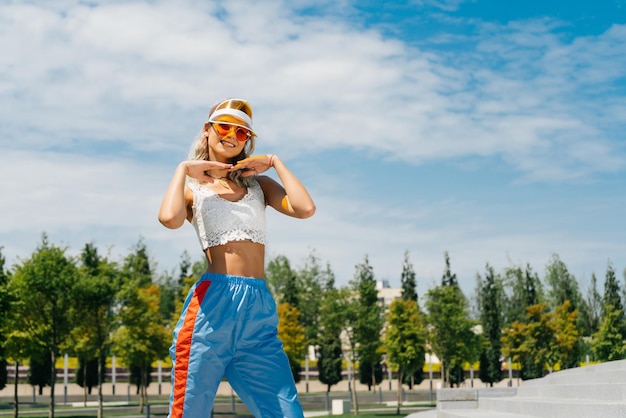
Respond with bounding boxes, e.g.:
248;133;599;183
177;162;189;175
267;154;275;167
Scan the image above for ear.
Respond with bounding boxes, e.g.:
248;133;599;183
203;122;210;131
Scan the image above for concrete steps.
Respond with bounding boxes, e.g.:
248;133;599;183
438;411;537;418
437;359;626;418
479;396;626;417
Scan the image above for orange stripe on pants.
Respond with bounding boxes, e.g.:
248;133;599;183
170;280;212;418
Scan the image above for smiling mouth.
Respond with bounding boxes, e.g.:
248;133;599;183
221;140;236;148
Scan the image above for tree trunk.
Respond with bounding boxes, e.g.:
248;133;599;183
83;357;88;406
396;369;403;415
13;362;19;418
370;361;376;393
139;366;145;414
439;358;447;388
350;358;359;415
49;351;56;418
143;366;149;409
97;350;104;418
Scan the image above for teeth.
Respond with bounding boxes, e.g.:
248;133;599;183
221;140;235;148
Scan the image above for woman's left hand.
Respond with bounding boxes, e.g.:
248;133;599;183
232;154;274;177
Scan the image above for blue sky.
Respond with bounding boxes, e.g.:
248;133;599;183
1;0;625;296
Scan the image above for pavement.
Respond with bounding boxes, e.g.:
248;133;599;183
1;381;438;417
405;410;438;418
303;409;437;417
1;376;440;397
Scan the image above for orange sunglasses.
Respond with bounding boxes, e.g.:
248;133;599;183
212;122;251;142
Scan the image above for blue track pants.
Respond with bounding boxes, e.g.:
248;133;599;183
168;273;304;418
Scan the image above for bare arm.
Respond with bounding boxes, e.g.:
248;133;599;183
235;154;316;219
158;163;192;229
158;160;234;228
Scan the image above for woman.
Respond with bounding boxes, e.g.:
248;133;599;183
158;98;315;418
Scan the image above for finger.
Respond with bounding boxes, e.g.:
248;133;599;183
233;162;254;171
240;169;256;177
238;155;264;164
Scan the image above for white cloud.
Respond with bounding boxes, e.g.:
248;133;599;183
2;1;623;179
414;0;469;12
1;1;625;292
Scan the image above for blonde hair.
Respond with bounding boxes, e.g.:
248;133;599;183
188;99;257;187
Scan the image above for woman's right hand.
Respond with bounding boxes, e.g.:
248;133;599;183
159;160;230;229
182;160;234;181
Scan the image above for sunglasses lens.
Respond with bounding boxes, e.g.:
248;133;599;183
213;123;250;142
235;128;249;142
215;123;230;135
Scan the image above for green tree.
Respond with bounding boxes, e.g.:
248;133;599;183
603;262;623;312
191;258;207;279
441;252;458;287
340;285;361;414
400;251;418;302
359;359;383;392
544;255;583;368
399;251;423;388
545;254;582;312
266;255;295;301
552;301;582;369
602;262;625;336
277;302;306;382
113;283;170;412
282;273;299;307
0;247;10;391
75;357;102;396
158;252;192;324
177;250;192;288
2;262;31;418
591;303;626;362
123;239;153;287
114;243;169;412
425;284;477;387
503;265;542;326
502;301;580;379
169;255;204;329
10;235;78;418
478;264;504;386
28;352;52;395
502;303;552;380
128;365;150;394
70;243;119;418
317;268;344;392
581;273;603;337
3;331;29;418
296;252;324;350
157;271;178;326
425;253;478;387
352;256;384;391
384;298;425;414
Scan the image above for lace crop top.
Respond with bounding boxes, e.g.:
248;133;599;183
187;178;267;249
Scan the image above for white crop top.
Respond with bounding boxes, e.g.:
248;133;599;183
187;178;267;249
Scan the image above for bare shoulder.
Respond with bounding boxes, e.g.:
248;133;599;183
255;175;285;203
255;175;281;190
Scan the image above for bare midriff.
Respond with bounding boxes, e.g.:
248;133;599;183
203;240;266;279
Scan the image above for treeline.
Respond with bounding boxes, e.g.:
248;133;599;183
1;235;626;416
269;250;626;389
0;235;175;418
